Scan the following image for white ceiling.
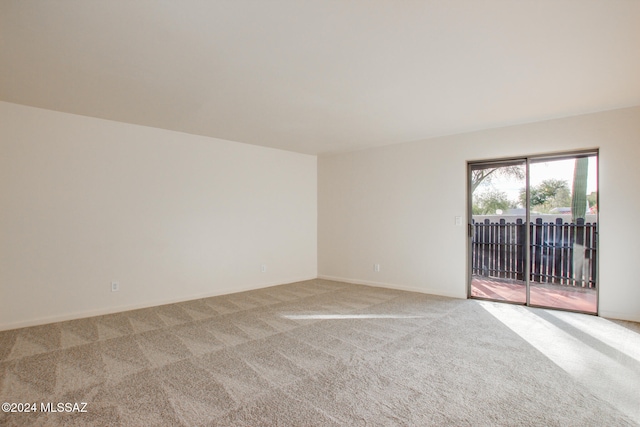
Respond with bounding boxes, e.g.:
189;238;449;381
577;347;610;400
1;1;639;155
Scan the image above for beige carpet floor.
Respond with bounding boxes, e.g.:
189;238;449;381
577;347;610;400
0;279;638;426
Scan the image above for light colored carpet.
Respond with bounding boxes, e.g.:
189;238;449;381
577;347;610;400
0;279;638;426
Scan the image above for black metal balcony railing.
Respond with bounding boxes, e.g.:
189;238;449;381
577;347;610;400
471;217;597;289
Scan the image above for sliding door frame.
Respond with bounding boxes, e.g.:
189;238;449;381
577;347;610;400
467;149;599;315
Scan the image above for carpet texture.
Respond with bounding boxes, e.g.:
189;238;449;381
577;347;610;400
0;279;638;426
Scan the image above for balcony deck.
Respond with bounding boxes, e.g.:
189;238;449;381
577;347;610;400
470;276;597;313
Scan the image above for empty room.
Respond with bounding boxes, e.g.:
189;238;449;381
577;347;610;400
1;1;639;426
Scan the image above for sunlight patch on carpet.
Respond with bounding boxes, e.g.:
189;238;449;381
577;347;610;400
477;300;640;423
546;310;640;364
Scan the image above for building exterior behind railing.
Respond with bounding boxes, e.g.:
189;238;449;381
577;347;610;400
471;215;597;288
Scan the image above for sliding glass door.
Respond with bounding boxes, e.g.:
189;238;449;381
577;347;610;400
468;152;598;314
469;160;527;304
527;155;598;312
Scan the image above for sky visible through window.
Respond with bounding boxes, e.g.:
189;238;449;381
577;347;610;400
476;156;597;208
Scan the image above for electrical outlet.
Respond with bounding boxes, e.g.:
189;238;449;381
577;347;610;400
111;281;119;292
455;216;462;226
374;263;380;272
261;265;267;273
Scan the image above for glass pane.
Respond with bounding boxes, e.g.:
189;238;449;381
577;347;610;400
470;162;527;303
528;155;598;313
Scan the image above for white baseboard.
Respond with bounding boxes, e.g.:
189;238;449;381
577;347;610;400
0;275;317;331
317;275;467;299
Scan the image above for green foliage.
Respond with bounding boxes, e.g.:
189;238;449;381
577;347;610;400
587;191;598;210
473;189;516;215
519;179;571;213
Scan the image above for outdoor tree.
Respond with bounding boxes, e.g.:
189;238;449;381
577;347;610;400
519;179;571;213
471;165;525;193
587;191;597;212
473;189;516;215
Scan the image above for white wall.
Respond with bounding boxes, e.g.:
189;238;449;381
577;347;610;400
0;102;317;330
319;106;640;322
